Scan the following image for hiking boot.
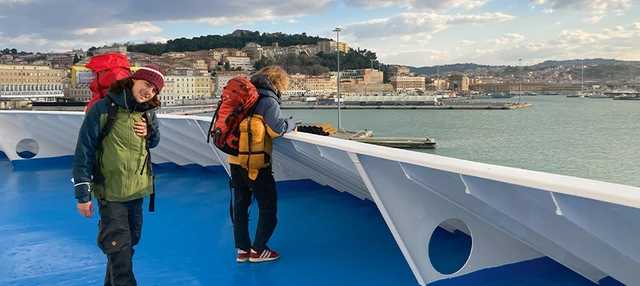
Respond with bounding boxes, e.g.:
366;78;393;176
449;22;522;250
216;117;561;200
249;246;280;262
236;249;250;263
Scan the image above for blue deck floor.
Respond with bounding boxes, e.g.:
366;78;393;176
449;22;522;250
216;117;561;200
0;153;618;286
0;156;418;286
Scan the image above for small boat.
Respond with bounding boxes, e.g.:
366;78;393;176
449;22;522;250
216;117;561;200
567;92;585;98
491;92;513;98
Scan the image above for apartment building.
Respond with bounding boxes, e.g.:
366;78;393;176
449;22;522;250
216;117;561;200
317;40;349;54
193;60;208;71
389;66;411;77
48;53;74;68
213;71;251;94
333;69;383;85
305;75;335;95
165;75;212;101
163;52;187;59
222;56;253;71
241;42;265;61
0;64;65;108
360;69;383;84
207;49;229;61
93;45;127;55
287;74;307;97
390;75;426;92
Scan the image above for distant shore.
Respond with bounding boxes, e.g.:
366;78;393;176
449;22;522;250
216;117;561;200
280;101;532;110
155;101;532;115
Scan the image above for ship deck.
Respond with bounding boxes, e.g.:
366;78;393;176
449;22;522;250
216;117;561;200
0;153;608;285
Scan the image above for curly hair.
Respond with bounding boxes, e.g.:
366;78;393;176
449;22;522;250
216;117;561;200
255;65;289;93
109;77;161;109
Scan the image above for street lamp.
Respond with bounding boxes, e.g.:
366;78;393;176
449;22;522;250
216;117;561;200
333;27;342;131
370;59;375;94
518;58;522;104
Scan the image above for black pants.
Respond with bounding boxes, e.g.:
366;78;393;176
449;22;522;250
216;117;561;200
97;198;144;286
230;164;278;253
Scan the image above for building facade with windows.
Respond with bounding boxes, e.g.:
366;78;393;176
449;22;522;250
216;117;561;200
0;64;65;108
317;40;349;54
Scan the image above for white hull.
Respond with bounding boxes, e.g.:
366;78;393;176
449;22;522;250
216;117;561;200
1;110;639;285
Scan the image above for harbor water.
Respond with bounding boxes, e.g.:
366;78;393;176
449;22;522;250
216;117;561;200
204;96;640;188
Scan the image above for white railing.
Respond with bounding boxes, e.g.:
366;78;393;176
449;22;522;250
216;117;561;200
0;110;639;286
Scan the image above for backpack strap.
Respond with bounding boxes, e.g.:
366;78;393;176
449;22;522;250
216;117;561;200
207;103;223;143
140;110;156;212
92;96;118;201
99;96;119;145
229;178;234;223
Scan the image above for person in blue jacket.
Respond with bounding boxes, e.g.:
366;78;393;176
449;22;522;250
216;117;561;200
230;66;297;263
72;65;164;285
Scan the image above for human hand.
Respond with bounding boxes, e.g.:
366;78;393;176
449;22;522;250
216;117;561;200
77;201;94;218
134;117;147;137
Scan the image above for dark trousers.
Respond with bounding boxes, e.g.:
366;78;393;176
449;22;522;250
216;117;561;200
97;198;144;286
230;164;278;253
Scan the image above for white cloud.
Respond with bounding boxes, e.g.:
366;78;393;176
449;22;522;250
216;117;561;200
346;12;515;40
0;0;34;3
459;40;475;45
530;0;633;13
487;34;525;46
344;0;491;11
583;16;603;23
5;34;48;46
446;12;516;25
73;22;162;38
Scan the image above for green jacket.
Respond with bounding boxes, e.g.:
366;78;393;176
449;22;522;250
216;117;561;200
72;90;160;203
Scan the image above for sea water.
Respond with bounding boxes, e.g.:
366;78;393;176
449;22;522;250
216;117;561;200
278;96;640;188
202;96;640;188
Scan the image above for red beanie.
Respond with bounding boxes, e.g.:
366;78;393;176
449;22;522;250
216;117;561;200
131;65;165;94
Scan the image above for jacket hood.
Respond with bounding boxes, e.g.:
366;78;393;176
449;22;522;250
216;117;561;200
250;74;279;98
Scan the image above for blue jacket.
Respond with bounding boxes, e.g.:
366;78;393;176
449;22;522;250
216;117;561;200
251;74;295;135
72;90;160;203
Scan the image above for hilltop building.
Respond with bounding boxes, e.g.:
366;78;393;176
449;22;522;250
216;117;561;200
317;40;349;54
92;45;127;55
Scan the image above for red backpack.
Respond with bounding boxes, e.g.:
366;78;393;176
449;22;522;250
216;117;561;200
84;53;132;112
208;77;260;155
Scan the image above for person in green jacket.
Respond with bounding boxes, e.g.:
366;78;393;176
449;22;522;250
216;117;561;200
72;65;164;286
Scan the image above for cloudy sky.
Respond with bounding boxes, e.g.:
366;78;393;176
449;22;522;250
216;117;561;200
1;0;639;67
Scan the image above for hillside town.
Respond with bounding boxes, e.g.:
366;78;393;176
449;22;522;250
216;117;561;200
1;39;639;110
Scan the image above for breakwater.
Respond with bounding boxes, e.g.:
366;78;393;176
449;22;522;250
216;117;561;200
156;101;532;116
157;104;217;115
281;101;532;110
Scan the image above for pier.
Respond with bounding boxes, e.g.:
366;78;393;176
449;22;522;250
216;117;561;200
298;123;436;149
281;101;531;110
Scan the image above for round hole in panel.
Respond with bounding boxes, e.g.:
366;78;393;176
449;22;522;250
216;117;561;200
428;218;472;275
16;138;39;159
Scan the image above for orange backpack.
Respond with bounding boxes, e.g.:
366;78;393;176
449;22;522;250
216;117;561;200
208;77;260;155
